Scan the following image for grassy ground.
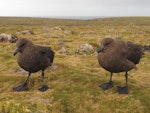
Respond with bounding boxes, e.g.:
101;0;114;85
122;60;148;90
0;17;150;113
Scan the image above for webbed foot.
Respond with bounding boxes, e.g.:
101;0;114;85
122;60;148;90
118;86;128;94
99;81;114;90
38;85;49;92
13;83;28;92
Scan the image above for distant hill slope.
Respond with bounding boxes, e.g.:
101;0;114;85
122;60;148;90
0;16;150;26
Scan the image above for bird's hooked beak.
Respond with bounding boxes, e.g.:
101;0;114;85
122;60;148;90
97;45;104;53
13;48;20;56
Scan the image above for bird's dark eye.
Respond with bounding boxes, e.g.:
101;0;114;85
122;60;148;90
20;43;25;48
105;42;110;46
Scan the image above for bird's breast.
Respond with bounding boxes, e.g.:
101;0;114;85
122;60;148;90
98;51;125;72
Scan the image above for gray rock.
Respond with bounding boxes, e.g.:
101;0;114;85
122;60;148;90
59;47;72;55
55;40;65;45
59;47;67;54
16;30;34;35
143;45;150;52
64;30;73;35
42;27;50;33
0;33;18;43
75;44;94;54
49;33;65;38
51;65;59;70
16;69;28;75
80;31;97;36
137;31;145;34
51;26;63;31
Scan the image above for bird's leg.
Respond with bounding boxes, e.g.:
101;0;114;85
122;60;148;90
13;73;31;92
99;72;114;90
39;70;49;92
118;71;128;94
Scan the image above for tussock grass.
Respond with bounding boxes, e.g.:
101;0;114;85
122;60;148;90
0;17;150;113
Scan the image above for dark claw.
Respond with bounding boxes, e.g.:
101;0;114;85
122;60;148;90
99;81;114;90
118;86;128;94
13;83;28;92
38;85;49;92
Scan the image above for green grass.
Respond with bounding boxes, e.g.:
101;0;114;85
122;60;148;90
0;17;150;113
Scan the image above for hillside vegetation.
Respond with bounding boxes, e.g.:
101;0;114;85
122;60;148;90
0;17;150;113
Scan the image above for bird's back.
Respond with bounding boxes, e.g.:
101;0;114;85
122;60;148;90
33;45;55;69
125;42;144;64
36;45;55;65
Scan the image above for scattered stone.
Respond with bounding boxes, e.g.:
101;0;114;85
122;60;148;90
51;65;59;70
30;97;53;104
55;40;65;45
51;26;63;31
43;33;65;38
64;30;73;35
75;44;94;54
42;27;50;32
137;31;145;34
143;45;150;52
50;33;65;38
59;47;72;55
112;36;122;40
16;69;28;75
16;30;34;35
15;32;21;35
80;31;97;36
59;47;67;54
49;33;58;38
0;33;18;43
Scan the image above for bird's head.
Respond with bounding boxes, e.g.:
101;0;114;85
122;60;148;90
13;38;32;56
97;38;114;53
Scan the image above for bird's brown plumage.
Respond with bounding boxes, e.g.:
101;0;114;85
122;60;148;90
98;38;143;73
13;38;55;92
15;38;54;73
97;38;144;94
